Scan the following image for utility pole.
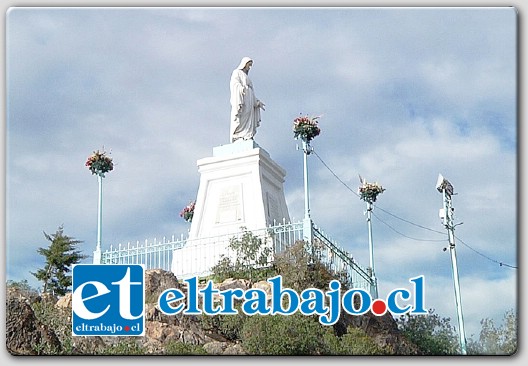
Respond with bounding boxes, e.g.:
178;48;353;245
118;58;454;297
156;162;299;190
365;200;378;299
436;174;467;355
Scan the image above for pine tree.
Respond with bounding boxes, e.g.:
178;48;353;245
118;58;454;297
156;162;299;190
32;225;87;296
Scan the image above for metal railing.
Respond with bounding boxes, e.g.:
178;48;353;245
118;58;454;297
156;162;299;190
311;224;373;290
100;235;186;269
99;220;373;291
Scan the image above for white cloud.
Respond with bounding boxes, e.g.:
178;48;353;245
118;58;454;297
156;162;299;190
5;7;517;338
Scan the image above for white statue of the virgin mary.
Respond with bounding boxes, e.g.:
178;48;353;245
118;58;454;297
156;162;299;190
229;57;265;143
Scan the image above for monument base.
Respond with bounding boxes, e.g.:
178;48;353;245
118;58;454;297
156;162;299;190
171;140;290;278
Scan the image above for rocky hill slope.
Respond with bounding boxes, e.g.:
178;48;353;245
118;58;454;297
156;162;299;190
6;269;419;355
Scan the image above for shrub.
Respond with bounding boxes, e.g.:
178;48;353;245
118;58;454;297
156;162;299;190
397;308;459;355
241;313;327;355
32;299;72;355
165;341;207;355
201;310;247;341
323;326;386;355
98;340;145;355
274;240;335;292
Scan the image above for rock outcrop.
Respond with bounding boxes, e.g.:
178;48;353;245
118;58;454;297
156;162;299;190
6;269;418;355
6;292;62;355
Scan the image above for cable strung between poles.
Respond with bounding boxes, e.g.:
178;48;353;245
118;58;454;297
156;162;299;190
311;150;517;270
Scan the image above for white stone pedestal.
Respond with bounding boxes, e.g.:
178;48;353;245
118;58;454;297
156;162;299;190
171;140;290;278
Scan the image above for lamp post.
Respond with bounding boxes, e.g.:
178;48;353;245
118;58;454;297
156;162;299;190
436;174;467;355
86;149;114;264
358;176;384;299
94;173;103;264
293;114;321;245
301;139;313;244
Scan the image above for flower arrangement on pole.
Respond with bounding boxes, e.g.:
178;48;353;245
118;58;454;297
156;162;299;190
85;148;113;261
293;114;321;144
180;201;196;223
85;149;114;177
358;175;385;204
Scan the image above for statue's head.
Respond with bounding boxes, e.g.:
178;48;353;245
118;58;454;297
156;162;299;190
237;57;253;71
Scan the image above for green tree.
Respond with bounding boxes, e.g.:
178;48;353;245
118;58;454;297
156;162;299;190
467;309;517;355
397;308;459;355
210;227;273;282
32;225;87;295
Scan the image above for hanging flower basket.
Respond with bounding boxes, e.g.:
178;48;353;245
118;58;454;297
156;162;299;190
180;201;195;223
85;149;114;177
293;114;321;143
358;181;385;204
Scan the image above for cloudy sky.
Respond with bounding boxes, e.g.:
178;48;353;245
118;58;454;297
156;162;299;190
5;6;517;339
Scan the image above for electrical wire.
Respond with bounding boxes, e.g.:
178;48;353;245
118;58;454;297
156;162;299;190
371;210;447;242
312;150;360;198
455;235;518;269
373;205;446;236
311;150;517;270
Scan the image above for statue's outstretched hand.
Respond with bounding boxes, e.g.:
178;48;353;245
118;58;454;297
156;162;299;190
257;100;266;111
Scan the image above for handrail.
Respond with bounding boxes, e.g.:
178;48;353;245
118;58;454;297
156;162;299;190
100;220;373;291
